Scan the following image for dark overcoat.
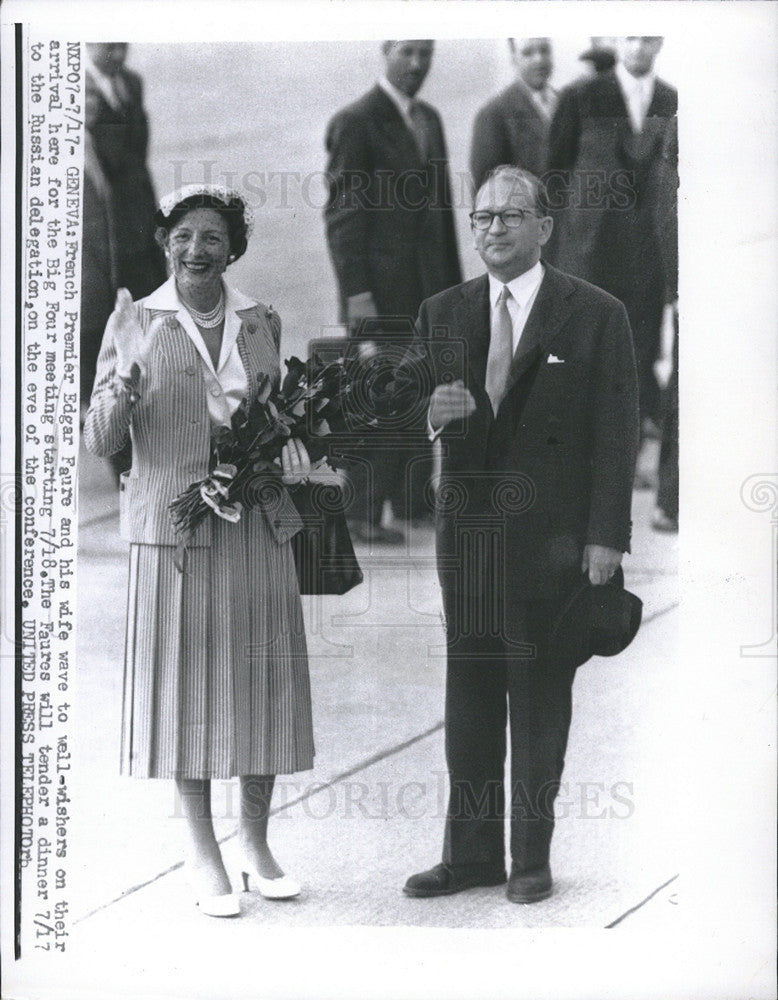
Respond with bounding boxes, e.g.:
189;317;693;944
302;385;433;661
470;80;552;191
324;85;462;325
545;71;676;422
87;67;166;299
545;71;677;299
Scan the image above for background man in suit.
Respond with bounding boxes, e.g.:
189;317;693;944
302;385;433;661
84;43;166;479
470;38;557;192
84;43;166;301
324;40;462;543
81;83;119;410
403;166;639;903
546;36;677;446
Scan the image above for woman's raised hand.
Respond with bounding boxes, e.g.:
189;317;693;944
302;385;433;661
280;438;311;485
108;288;152;379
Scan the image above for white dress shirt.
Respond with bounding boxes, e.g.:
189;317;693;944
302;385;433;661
488;260;545;355
141;275;252;427
615;62;656;134
428;261;546;438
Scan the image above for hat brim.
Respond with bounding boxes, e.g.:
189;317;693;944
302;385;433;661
548;568;643;670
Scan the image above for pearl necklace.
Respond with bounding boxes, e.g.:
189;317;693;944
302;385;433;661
184;293;225;328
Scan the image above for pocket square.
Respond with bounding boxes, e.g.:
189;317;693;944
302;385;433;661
548;354;565;364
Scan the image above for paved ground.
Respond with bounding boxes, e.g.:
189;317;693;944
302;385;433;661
49;434;682;997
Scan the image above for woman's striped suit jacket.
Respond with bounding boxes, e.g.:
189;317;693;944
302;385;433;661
84;276;303;548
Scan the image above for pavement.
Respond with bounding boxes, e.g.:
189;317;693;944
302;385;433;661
47;432;681;997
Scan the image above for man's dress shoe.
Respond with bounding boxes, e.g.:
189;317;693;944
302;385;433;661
506;863;553;904
403;862;507;898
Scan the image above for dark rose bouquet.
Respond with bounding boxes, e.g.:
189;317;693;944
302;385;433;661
168;350;420;562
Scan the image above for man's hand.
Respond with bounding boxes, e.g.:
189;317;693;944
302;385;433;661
653;300;677;389
653;353;673;389
346;291;379;327
429;379;477;431
107;288;152;379
280;438;311;484
582;544;622;586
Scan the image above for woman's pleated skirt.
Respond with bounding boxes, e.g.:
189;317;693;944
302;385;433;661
121;509;314;779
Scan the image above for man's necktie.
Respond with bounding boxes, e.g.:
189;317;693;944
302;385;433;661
535;88;553;120
484;286;514;416
409;101;429;160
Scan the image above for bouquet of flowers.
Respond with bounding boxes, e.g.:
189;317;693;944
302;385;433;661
168;350;418;562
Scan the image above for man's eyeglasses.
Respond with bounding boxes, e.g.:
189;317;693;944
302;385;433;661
469;209;540;230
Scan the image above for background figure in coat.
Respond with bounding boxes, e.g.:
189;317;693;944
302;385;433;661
470;38;557;192
81;84;119;409
546;36;676;444
85;43;166;299
324;40;462;543
404;167;639;904
84;43;167;479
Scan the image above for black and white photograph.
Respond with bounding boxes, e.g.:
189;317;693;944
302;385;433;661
1;3;775;999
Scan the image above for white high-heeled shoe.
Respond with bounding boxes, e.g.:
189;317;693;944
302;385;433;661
195;892;241;918
185;863;241;917
240;859;301;900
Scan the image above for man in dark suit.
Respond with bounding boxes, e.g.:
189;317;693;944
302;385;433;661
81;85;118;408
470;38;557;191
85;43;166;301
84;43;166;479
324;40;462;542
546;36;676;439
403;166;639;903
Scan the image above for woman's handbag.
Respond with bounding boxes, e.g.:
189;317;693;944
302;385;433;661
290;480;363;595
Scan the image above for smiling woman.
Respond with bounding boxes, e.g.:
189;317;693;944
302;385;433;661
154;197;243;366
83;183;316;918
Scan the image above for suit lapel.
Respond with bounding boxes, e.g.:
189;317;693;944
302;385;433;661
370;85;425;167
236;307;278;400
236;314;255;397
506;266;575;389
597;72;631;121
452;277;490;387
511;82;546;125
448;269;575;419
646;79;676;118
